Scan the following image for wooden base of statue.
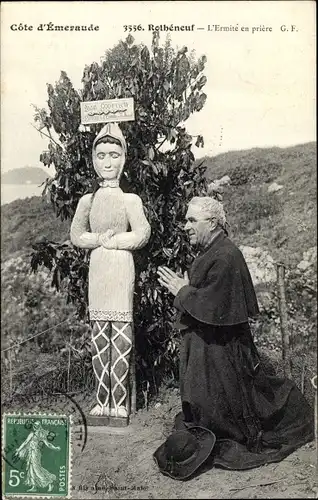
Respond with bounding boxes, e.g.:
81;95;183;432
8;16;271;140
87;415;129;427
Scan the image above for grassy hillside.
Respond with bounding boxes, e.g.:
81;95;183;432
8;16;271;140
1;196;70;261
200;142;317;266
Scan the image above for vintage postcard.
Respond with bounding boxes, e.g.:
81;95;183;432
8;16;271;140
1;1;316;499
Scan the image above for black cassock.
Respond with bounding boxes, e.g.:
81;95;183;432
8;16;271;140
173;230;314;469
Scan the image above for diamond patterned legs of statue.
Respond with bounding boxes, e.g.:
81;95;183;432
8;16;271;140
88;320;133;427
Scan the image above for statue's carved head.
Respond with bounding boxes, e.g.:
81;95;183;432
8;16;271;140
92;123;127;182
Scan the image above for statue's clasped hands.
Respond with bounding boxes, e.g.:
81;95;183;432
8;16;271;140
98;230;117;249
157;266;189;296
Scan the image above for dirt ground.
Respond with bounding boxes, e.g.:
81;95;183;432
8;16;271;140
67;389;317;500
4;388;317;499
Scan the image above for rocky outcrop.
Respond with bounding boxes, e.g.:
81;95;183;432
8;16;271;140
297;246;317;272
207;176;231;201
268;182;283;193
239;245;276;312
239;246;276;285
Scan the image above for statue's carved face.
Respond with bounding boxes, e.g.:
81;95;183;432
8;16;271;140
94;142;123;180
184;204;217;247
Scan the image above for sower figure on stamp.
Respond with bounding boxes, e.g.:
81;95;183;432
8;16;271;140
13;421;60;493
70;123;151;420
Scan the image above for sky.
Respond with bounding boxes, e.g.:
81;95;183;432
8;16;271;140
1;0;316;174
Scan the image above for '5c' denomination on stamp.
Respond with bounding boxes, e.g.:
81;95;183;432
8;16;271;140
2;414;72;498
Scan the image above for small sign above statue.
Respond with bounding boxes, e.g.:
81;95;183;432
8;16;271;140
81;97;135;125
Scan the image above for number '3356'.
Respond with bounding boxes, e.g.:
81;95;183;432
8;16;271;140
123;25;144;32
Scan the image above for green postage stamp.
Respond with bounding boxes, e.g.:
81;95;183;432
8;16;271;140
2;414;72;498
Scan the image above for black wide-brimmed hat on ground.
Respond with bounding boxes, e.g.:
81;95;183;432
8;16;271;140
153;426;216;480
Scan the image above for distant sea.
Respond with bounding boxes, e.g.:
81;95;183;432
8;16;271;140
1;184;44;205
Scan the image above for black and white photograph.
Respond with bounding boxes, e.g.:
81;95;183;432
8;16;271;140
1;1;317;498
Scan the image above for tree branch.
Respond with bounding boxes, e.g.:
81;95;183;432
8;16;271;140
31;123;63;150
156;137;168;152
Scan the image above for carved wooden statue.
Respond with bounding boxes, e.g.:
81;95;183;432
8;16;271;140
70;123;151;421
